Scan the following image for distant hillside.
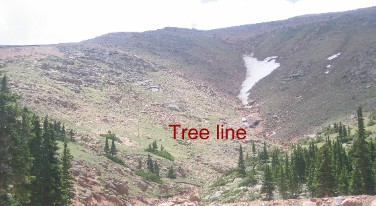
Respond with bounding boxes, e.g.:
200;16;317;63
1;6;376;205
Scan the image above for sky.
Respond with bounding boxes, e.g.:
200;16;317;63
1;0;376;45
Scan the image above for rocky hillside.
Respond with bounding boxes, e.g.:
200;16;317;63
1;6;376;206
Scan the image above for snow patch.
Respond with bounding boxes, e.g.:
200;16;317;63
327;52;341;60
238;55;280;105
325;71;330;74
326;65;331;68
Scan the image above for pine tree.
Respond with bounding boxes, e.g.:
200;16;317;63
69;129;75;142
261;142;268;163
167;166;176;179
276;165;288;199
261;164;274;200
289;155;300;198
154;162;160;177
29;116;44;206
152;140;158;151
61;141;74;205
0;75;19;204
350;162;363;195
313;142;335;197
104;137;109;155
10;108;32;204
252;141;256;155
147;154;154;173
338;123;344;142
61;125;66;140
42;117;63;205
110;138;117;156
271;148;280;179
238;145;246;176
338;166;349;195
350;107;375;194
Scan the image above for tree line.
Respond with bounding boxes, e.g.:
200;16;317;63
0;76;74;206
237;107;376;200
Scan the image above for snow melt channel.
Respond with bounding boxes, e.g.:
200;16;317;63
237;55;280;105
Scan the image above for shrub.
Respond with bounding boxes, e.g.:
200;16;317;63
136;170;163;184
106;155;127;167
211;177;226;188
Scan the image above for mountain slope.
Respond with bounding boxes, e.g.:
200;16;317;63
211;7;376;139
0;6;376;205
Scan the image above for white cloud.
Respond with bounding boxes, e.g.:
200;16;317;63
0;0;375;45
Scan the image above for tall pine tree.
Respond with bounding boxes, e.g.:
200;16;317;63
261;164;274;200
238;144;246;176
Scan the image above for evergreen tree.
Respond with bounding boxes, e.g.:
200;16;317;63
29;116;44;206
61;141;74;205
313;142;335;197
338;123;344;142
104;137;109;155
42;117;63;205
283;154;290;194
350;107;375;194
10;108;32;204
261;142;269;163
238;145;246;176
271;148;280;179
61;125;66;140
261;164;274;200
292;145;305;183
147;154;154;173
289;155;300;198
152;140;158;151
154;162;160;177
69;129;74;142
350;162;363;195
167;166;176;179
0;75;19;204
276;165;288;199
110;138;117;156
338;166;349;195
252;141;256;155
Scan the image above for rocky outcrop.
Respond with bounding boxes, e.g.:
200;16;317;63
340;198;362;206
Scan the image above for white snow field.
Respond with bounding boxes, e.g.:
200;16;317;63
327;52;341;60
238;55;280;105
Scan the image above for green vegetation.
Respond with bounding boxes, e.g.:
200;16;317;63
101;131;126;166
237;145;246;176
136;154;163;183
167;166;177;179
145;140;174;161
135;170;163;184
0;76;74;205
210;177;226;188
210;107;376;201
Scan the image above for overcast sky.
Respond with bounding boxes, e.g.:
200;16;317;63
1;0;376;45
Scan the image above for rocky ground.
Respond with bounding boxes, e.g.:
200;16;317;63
222;196;376;206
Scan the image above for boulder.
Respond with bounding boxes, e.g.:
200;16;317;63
189;194;201;202
340;198;362;206
333;196;345;206
371;200;376;206
166;104;181;112
137;181;148;192
114;182;129;195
